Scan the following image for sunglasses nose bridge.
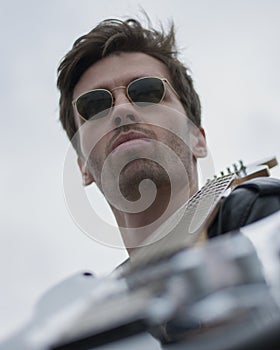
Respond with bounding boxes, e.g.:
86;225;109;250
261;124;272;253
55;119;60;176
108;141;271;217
110;85;132;107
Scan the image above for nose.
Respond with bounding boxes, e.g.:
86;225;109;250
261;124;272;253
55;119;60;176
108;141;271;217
110;88;138;127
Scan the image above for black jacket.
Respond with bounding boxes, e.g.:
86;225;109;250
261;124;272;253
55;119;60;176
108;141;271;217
208;177;280;238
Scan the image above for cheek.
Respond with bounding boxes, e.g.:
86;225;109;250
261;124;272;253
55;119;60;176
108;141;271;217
152;117;190;148
78;122;108;161
143;102;188;138
156;122;192;158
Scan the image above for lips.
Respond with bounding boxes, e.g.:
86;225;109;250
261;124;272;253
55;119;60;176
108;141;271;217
111;131;150;152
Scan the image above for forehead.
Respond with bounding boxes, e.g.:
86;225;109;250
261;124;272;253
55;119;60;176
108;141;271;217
73;52;171;99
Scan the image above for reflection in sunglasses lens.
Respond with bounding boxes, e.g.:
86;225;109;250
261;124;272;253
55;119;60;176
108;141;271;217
77;77;165;121
128;78;164;105
77;90;112;120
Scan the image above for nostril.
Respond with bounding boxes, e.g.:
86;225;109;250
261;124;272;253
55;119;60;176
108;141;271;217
83;272;93;277
114;116;122;126
113;114;136;126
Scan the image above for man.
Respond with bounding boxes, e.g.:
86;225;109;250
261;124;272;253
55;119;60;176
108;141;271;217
57;17;280;345
57;17;280;250
57;18;208;252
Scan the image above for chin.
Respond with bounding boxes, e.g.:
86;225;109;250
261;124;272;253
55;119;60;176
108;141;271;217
119;161;169;196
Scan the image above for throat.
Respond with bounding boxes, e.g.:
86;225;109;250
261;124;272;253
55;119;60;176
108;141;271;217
112;182;197;254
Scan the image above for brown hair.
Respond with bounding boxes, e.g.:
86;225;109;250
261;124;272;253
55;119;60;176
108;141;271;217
57;17;201;151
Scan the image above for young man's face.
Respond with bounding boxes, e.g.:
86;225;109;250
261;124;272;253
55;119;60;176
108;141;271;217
72;52;206;206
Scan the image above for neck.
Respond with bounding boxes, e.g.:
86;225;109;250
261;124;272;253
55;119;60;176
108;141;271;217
112;177;198;255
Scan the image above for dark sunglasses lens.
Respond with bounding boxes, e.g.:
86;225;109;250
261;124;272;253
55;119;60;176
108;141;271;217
76;90;112;120
128;77;164;105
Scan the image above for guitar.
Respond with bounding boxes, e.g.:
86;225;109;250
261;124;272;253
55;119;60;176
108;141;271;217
1;157;279;350
124;156;278;270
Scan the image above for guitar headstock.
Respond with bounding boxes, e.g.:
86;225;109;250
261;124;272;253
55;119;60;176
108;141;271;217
220;156;278;186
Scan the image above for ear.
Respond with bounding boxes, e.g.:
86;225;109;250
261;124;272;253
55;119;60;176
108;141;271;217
191;127;207;158
77;157;95;186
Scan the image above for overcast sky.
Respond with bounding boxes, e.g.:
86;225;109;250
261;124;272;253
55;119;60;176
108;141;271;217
1;0;280;342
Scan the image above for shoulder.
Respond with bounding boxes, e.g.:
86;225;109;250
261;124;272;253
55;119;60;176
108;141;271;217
234;176;280;193
208;177;280;238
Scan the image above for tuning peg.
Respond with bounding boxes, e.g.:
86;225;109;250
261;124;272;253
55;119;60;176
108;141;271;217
233;163;239;173
220;171;224;177
239;160;247;175
226;167;232;174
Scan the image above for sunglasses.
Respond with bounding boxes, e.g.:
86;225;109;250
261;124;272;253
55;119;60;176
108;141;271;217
72;76;178;121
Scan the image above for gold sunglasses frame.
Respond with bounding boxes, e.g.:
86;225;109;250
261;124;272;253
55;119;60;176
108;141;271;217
72;76;179;122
